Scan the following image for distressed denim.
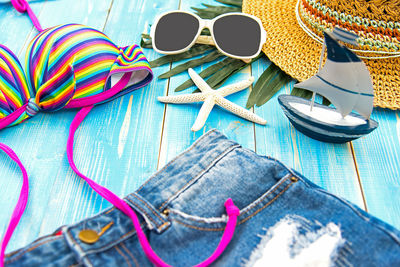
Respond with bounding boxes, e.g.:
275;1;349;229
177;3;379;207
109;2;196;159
5;129;400;266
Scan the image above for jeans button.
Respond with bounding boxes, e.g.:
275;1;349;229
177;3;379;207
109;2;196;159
78;229;100;244
78;221;114;244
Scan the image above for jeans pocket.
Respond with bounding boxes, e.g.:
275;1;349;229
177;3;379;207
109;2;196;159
165;173;299;232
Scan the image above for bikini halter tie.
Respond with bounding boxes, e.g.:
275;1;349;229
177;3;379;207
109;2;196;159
11;0;43;32
0;2;240;266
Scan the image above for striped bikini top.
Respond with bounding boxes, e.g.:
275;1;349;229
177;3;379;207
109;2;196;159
0;22;153;129
0;2;240;267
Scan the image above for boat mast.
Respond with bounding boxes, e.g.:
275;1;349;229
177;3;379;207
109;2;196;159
310;40;326;111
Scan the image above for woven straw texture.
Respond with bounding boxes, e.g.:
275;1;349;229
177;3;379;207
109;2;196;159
243;0;400;109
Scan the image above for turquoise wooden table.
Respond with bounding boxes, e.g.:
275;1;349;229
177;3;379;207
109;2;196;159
0;0;399;254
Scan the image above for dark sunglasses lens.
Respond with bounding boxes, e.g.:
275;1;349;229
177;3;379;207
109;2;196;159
154;12;199;52
213;15;261;57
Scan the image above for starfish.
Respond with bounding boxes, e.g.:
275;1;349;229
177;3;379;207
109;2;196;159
158;68;267;131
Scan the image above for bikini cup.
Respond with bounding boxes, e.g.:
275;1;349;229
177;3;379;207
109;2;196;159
0;2;241;267
0;23;153;129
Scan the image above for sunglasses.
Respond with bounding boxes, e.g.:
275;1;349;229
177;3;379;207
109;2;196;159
151;11;266;61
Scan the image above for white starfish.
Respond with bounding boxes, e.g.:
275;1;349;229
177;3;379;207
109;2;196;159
158;68;267;132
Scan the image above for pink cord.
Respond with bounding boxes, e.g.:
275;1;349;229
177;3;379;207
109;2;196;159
0;103;28;130
11;0;43;32
0;73;239;267
67;106;240;267
0;144;29;267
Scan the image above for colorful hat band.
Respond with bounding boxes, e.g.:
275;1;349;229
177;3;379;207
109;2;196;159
297;0;400;59
0;24;153;130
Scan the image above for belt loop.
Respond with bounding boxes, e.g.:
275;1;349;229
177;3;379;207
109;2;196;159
125;192;170;233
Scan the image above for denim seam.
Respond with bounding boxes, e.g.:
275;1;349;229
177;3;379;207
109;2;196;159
120;242;140;267
239;181;294;224
158;144;241;211
158;221;170;232
60;204;138;259
5;231;61;259
167;175;291;224
136;129;219;193
65;228;94;267
115;245;133;267
240;174;292;217
125;198;160;228
132;194;167;224
23;207;134;265
170;178;296;231
21;207;124;265
4;236;64;264
172;219;227;232
67;222;146;256
168;209;228;223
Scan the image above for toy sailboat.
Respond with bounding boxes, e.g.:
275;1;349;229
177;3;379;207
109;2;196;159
278;27;378;143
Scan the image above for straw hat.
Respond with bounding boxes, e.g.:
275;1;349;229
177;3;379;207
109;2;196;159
243;0;400;109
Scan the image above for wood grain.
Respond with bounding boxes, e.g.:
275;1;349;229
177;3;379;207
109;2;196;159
159;0;257;169
351;109;400;228
0;0;179;252
0;0;399;256
252;57;365;207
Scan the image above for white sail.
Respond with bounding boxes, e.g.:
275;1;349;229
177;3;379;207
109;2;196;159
294;31;374;119
351;62;374;118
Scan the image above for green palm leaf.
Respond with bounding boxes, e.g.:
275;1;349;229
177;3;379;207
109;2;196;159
215;0;242;7
207;54;263;88
140;0;298;108
291;87;331;106
140;34;152;48
175;57;238;92
149;45;214;67
246;63;280;108
193;5;241;19
290;87;313;99
256;72;291;106
158;50;224;79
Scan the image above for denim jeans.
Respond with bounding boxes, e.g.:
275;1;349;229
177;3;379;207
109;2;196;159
5;129;400;266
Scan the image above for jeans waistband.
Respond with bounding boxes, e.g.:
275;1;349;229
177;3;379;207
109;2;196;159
126;129;242;231
66;129;293;260
6;129;295;265
65;129;254;260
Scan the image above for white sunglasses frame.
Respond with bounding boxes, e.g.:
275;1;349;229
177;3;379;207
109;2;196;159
150;11;267;61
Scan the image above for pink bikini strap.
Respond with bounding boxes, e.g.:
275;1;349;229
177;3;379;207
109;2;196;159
67;106;240;267
0;71;239;266
0;144;29;267
0;107;240;267
11;0;43;32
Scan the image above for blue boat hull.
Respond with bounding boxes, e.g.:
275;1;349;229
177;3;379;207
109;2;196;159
278;95;378;143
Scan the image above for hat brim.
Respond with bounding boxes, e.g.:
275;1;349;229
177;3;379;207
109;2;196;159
243;0;400;109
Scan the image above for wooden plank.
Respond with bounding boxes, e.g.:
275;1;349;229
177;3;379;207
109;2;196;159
0;0;179;253
0;0;52;252
158;0;256;167
0;0;397;258
36;0;181;249
252;57;365;207
0;0;116;252
351;110;400;229
0;0;45;51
